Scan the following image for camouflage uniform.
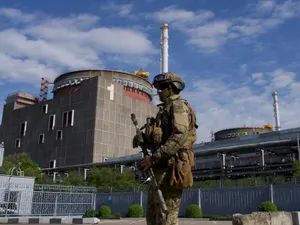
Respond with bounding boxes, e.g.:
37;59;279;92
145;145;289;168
145;73;198;225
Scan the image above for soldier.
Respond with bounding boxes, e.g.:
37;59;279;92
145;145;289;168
134;72;198;225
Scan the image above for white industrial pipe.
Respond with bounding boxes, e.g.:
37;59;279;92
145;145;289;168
272;91;281;131
160;24;169;73
159;33;162;73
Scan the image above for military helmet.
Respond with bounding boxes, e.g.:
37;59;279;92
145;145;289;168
152;72;185;91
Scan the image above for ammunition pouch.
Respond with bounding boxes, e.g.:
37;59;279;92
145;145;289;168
152;126;162;149
168;149;195;189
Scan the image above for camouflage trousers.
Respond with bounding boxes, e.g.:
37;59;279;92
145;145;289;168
146;169;183;225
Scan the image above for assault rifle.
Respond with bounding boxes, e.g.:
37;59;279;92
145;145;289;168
130;113;168;214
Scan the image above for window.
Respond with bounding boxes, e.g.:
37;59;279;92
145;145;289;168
62;111;67;126
19;121;27;137
62;110;74;127
56;130;63;140
49;160;56;168
48;115;56;131
42;104;48;114
15;139;20;148
38;133;45;144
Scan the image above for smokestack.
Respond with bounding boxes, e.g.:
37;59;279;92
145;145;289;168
272;91;281;131
160;24;169;73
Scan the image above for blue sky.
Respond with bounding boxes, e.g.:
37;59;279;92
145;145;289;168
0;0;300;142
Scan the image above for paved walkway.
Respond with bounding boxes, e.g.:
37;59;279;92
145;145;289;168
99;219;232;225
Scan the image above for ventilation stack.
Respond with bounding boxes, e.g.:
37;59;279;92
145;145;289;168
272;91;281;131
160;24;169;73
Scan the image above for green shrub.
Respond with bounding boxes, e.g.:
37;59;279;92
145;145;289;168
127;204;144;217
98;205;112;218
82;209;97;218
185;204;202;218
114;212;121;219
258;201;278;212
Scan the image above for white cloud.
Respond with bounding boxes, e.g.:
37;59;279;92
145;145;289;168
181;68;300;143
254;79;267;85
149;0;300;52
240;64;247;74
256;0;276;12
0;8;35;22
100;3;134;18
273;0;300;19
252;73;267;85
252;72;264;79
0;8;157;84
149;5;214;24
0;52;58;84
268;69;295;88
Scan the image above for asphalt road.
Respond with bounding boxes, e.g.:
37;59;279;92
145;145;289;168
98;219;232;225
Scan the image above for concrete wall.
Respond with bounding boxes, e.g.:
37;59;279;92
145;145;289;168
93;74;158;162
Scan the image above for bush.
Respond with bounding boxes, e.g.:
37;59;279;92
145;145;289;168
185;204;202;218
258;201;278;212
98;205;112;218
114;212;121;219
127;204;144;217
82;209;97;218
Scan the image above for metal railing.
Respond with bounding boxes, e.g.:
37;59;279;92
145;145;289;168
0;183;97;217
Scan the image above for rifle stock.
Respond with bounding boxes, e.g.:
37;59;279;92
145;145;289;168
130;113;168;214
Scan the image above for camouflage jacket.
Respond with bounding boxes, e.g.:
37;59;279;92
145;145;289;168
155;94;197;160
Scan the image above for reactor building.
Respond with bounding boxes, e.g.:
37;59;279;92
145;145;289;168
213;125;273;141
0;69;158;168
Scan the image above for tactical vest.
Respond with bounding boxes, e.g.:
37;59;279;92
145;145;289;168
157;97;198;189
159;98;198;152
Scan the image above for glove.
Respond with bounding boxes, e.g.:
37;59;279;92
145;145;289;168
132;133;144;148
137;155;154;172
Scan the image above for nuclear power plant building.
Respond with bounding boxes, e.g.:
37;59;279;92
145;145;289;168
0;69;158;168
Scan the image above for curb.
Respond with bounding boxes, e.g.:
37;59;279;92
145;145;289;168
0;217;100;224
107;217;231;221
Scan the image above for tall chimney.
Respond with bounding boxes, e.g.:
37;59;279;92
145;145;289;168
272;91;281;131
160;24;169;73
159;32;162;73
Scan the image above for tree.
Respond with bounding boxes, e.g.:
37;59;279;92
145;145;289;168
60;170;87;186
292;160;300;183
0;152;53;184
0;152;40;176
86;167;138;192
292;160;300;176
35;173;53;184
